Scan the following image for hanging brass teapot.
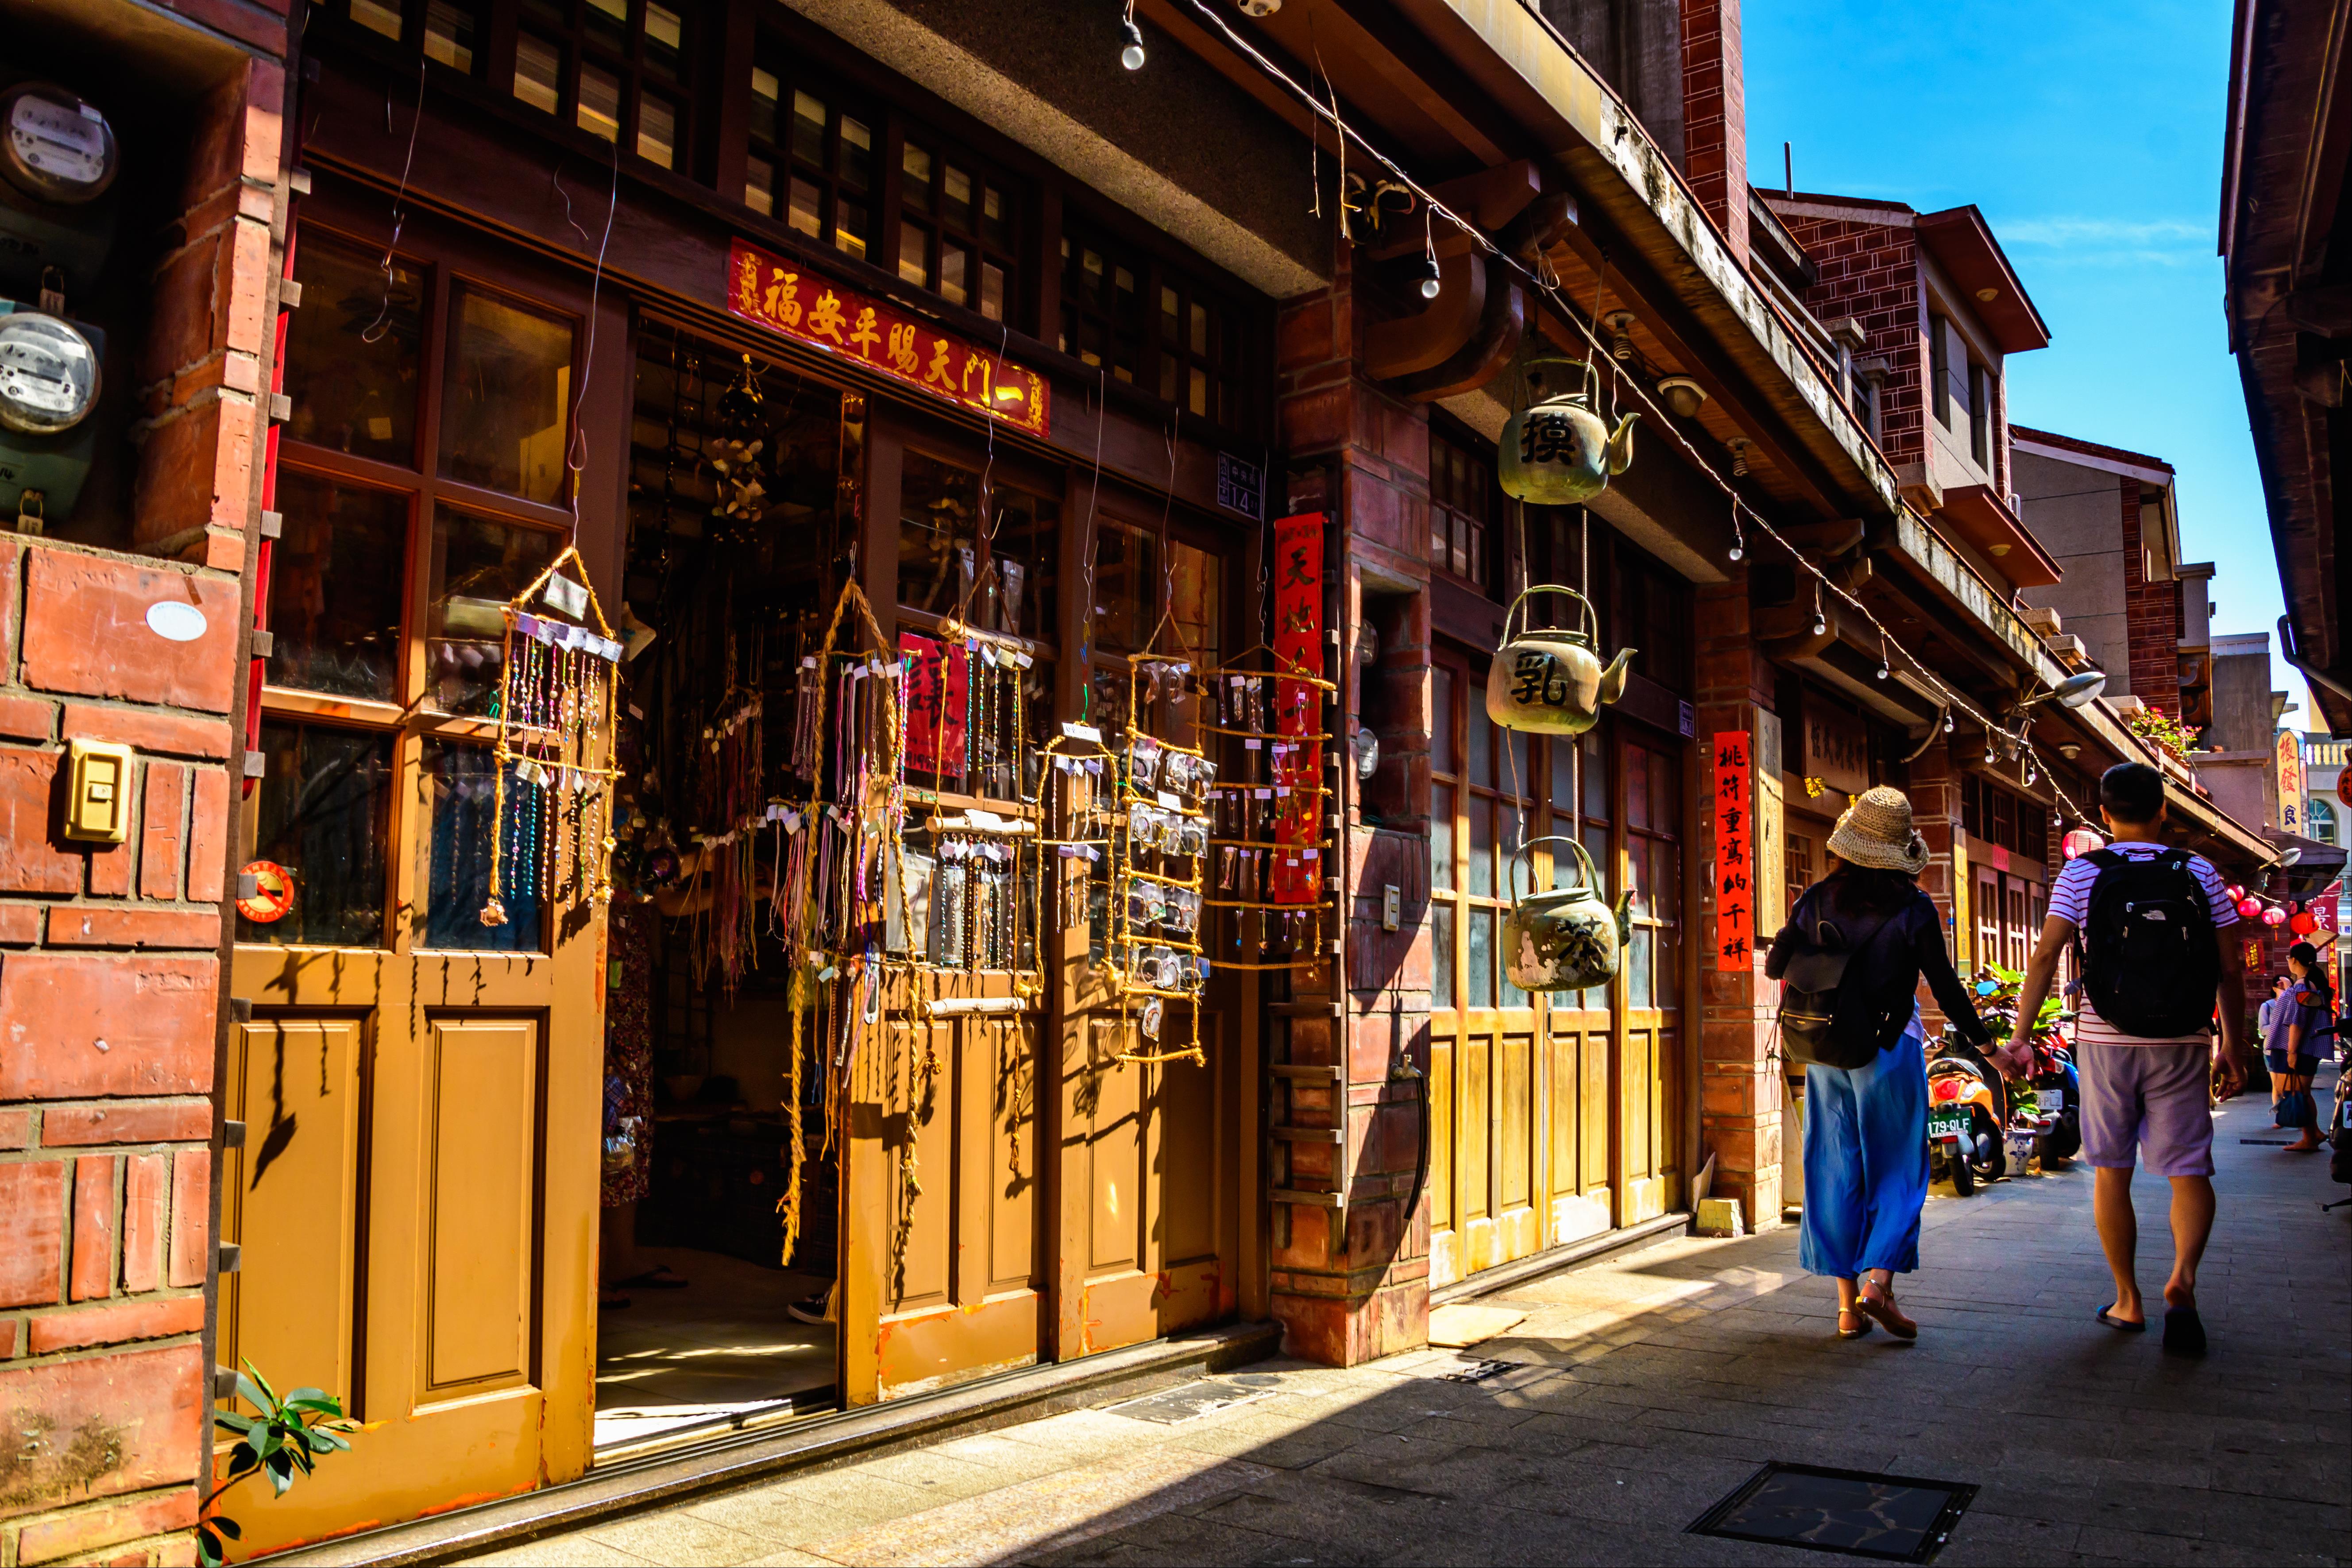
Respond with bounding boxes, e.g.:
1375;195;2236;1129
1503;836;1631;993
1499;359;1639;505
1485;585;1634;735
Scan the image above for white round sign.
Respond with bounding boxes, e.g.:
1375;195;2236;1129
145;601;207;643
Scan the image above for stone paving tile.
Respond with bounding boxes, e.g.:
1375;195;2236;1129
679;1470;938;1547
469;1537;658;1566
582;1510;777;1567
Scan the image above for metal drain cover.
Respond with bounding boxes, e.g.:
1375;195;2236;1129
1687;1461;1977;1562
1105;1378;1278;1425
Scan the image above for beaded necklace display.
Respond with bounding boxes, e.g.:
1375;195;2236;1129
1200;645;1339;971
480;545;623;930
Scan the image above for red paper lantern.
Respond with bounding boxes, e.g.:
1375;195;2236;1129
2263;907;2288;927
2062;828;2105;860
2290;911;2319;935
2237;897;2262;919
2226;884;2246;901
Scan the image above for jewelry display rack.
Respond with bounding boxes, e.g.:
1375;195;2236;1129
1201;644;1338;971
1098;627;1214;1066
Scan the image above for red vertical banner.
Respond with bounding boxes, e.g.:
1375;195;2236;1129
1270;512;1325;905
1713;729;1754;971
899;633;968;774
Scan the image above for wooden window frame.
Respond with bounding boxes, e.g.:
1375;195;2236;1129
892;130;1024;328
1428;421;1495;596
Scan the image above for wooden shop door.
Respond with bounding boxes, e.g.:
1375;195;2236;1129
215;214;616;1554
1611;732;1686;1225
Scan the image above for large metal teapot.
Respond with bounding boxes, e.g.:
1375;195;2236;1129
1484;585;1634;735
1503;836;1631;993
1499;360;1638;505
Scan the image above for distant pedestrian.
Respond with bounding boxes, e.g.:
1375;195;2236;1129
1766;787;1993;1343
2258;974;2291;1039
2266;942;2330;1153
2001;763;2245;1358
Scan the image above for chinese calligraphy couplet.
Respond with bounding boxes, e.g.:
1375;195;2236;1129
725;239;1051;437
1714;729;1754;972
1270;512;1325;905
900;632;969;773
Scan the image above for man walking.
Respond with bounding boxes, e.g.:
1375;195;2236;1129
2003;763;2244;1357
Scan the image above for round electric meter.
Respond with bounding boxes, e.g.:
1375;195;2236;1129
0;84;120;206
0;312;100;434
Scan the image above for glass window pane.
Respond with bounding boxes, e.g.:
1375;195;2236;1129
1628;926;1654;1010
285;233;422;466
242;722;393;947
787;178;821;238
902;143;933;206
1160;286;1179;339
980;263;1005;323
1170;539;1219;657
981;186;1010;247
636;93;676;168
1431;509;1450;571
790;91;825;166
423;0;476;71
986;485;1058;638
1189;301;1209;356
1582;730;1607;822
1469;711;1494;788
584;0;626;47
643;2;683;70
1502;730;1530;802
1469;800;1493;898
897;222;930;288
1651;747;1676;833
577;63;622;141
837;116;871;190
939;243;968;307
267;472;406;703
1550;734;1577;816
941;166;973;230
440;288;574;504
1157;357;1178;404
426;510;560;715
1431;783;1454;890
834;201;868;260
748;67;779;145
1626;745;1651;831
1431;904;1455;1010
744;155;774;216
1431;668;1454;776
896;451;980;618
1468;909;1495;1008
1627;833;1653;918
351;0;403;39
424;740;540;950
1188;366;1207;417
1500;944;1526;1010
1653;838;1679;923
1089;521;1160;654
1580;824;1611;1008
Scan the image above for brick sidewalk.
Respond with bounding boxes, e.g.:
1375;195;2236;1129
475;1084;2351;1567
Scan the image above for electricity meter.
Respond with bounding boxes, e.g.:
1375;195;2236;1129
0;83;121;301
0;301;104;528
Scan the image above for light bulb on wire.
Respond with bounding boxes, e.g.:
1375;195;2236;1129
1943;713;1954;734
1120;15;1146;69
1416;252;1441;300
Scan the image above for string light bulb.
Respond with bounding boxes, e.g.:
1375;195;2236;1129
1120;15;1146;69
1943;713;1954;734
1811;611;1827;637
1876;661;1890;680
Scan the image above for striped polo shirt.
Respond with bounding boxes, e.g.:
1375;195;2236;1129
2048;841;2238;1047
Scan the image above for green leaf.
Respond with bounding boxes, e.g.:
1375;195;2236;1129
213;1410;259;1437
213;1517;243;1540
240;1359;282;1411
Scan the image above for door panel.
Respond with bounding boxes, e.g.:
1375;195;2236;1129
219;1018;365;1421
424;1017;540;1395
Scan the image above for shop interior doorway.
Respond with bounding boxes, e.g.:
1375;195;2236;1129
591;324;858;1455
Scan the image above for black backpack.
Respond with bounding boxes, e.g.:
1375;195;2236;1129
1775;891;1905;1070
2074;849;2217;1038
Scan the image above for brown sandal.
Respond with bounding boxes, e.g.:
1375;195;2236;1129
1857;1281;1917;1340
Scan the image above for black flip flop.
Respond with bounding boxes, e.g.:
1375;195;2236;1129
2162;1305;2207;1357
2095;1307;2146;1333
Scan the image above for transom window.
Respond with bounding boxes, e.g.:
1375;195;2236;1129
896;137;1018;322
1429;426;1493;590
1059;227;1144;386
745;66;874;262
509;0;689;170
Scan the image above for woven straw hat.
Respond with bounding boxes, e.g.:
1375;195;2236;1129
1826;785;1930;877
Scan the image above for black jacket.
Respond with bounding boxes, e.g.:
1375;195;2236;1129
1764;879;1992;1049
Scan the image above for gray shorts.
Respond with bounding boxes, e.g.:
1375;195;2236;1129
2077;1040;2215;1178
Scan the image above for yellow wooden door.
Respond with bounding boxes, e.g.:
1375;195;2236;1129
1614;733;1685;1224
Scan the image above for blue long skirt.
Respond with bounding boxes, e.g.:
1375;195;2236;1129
1799;1011;1930;1278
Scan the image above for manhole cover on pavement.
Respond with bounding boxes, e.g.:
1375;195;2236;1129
1104;1378;1278;1425
1687;1462;1976;1563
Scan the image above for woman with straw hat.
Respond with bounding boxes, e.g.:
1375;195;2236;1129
1765;786;1994;1340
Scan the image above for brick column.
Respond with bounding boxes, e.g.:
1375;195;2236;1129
1680;0;1749;267
1695;572;1781;1227
0;52;282;1568
1266;245;1437;1366
1903;731;1969;1025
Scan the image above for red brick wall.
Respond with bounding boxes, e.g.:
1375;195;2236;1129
0;34;282;1568
2119;480;2184;719
1775;214;1924;464
1681;0;1748;266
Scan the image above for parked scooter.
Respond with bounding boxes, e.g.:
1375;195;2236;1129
1927;1028;2008;1193
1966;965;2082;1163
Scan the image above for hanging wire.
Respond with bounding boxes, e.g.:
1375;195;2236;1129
359;57;428;344
1174;0;2109;830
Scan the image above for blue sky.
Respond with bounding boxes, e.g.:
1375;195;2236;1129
1743;1;2309;723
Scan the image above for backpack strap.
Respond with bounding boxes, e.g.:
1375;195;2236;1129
2083;848;2128;872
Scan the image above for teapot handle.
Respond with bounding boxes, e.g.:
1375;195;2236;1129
1509;834;1599;904
1500;584;1598;649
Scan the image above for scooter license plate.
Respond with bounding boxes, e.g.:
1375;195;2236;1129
1927;1111;1970;1141
2039;1089;2064;1111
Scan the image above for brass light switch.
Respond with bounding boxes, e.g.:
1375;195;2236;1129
64;739;133;843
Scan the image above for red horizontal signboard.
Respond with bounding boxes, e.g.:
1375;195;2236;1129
726;239;1050;437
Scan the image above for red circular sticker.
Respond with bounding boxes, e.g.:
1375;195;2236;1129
237;861;295;924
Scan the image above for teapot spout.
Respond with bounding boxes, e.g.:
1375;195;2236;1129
1614;890;1634;948
1605;412;1641;476
1598;647;1636;707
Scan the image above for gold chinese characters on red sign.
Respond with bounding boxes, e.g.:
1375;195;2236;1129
726;239;1050;437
